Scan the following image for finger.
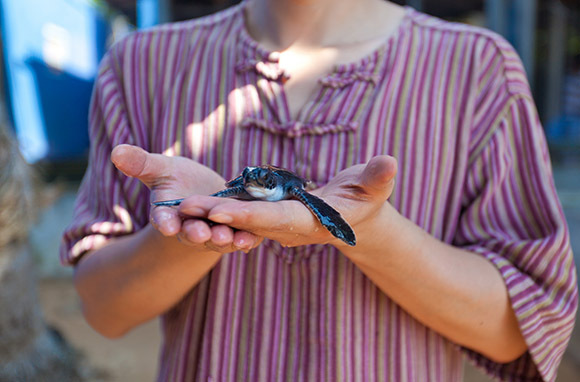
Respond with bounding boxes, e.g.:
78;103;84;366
179;195;279;241
232;230;261;251
208;198;316;235
209;225;235;247
178;195;238;219
151;206;182;236
111;144;171;188
180;197;262;250
181;219;213;243
179;193;316;240
177;220;234;250
359;155;398;197
203;241;236;253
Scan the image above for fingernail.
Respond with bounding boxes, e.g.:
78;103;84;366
209;213;233;224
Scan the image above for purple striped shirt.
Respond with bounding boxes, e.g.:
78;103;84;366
61;4;577;381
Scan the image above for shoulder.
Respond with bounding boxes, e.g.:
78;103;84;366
102;4;243;74
406;8;529;96
407;7;509;51
135;3;242;39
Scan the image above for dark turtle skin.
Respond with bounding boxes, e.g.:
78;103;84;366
152;165;356;246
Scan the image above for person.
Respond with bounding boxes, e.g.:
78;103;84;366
61;0;578;380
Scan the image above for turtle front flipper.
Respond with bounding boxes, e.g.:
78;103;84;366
289;187;356;246
224;174;244;188
152;185;253;207
211;185;254;200
152;198;185;207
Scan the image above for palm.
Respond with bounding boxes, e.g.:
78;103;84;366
111;145;262;252
316;163;391;226
151;157;225;202
111;145;224;201
178;156;397;248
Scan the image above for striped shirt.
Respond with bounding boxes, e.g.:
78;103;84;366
61;4;578;381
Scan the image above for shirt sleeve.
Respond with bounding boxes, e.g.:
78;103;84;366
455;84;578;380
59;45;150;266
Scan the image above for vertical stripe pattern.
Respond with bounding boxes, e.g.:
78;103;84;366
61;4;577;382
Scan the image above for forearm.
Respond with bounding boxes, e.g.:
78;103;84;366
339;205;527;363
73;224;222;338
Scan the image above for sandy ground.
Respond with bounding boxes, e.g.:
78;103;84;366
38;278;160;381
38;278;580;382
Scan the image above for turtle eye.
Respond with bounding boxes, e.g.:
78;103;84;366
257;168;268;181
264;174;273;188
254;168;273;188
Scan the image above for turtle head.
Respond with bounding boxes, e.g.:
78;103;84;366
240;166;287;201
242;166;277;190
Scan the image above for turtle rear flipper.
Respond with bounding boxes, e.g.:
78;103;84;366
289;187;356;246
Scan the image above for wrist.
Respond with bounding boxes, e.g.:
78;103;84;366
335;202;416;264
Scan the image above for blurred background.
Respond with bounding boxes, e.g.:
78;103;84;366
0;0;578;381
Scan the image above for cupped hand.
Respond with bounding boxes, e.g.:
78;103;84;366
110;144;261;252
177;155;398;248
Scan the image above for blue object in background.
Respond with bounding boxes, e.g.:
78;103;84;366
0;0;110;163
137;0;161;28
137;0;171;29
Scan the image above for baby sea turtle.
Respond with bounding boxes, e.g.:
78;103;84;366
152;165;356;246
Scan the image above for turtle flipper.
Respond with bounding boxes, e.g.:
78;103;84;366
152;185;252;206
152;198;185;207
211;185;254;200
224;175;244;188
289;187;356;246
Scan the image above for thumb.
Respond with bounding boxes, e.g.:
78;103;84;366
359;155;397;198
111;144;168;188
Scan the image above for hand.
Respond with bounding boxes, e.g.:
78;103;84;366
177;156;397;248
110;144;261;252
